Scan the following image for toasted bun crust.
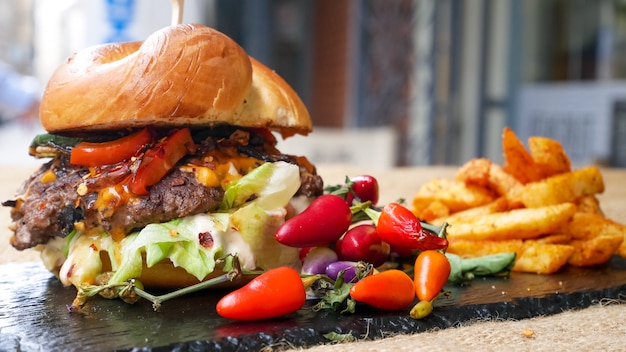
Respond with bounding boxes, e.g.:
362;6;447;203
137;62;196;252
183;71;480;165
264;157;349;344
40;24;311;137
84;252;252;290
242;57;312;138
137;260;255;290
96;254;254;290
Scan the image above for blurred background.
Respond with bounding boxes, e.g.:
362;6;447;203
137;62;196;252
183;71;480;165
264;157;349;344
1;0;626;169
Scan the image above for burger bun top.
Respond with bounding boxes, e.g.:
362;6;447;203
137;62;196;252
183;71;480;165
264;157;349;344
39;24;311;138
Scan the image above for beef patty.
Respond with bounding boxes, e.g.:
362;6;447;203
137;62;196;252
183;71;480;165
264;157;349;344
5;128;324;250
7;159;225;250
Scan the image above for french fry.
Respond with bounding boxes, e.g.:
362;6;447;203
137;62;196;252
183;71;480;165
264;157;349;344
418;200;450;222
456;158;524;202
455;158;491;187
489;163;525;209
528;136;571;177
447;239;523;258
532;233;572;244
567;234;624;267
431;197;509;225
446;203;577;241
489;163;524;199
616;240;626;259
412;178;495;214
576;195;604;215
513;242;574;274
412;127;626;274
502;127;544;184
514;166;605;208
557;212;626;240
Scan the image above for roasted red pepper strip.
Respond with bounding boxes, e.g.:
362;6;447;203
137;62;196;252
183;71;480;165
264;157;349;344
129;128;196;195
70;128;153;167
376;202;448;251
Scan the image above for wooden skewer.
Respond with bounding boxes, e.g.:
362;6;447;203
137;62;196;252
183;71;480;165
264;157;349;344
171;0;185;25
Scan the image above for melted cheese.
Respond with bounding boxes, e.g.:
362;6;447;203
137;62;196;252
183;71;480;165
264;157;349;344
91;150;263;217
179;165;221;188
59;233;112;287
191;148;264;188
95;183;131;217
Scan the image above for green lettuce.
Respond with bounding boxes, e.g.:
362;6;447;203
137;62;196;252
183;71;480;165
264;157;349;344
106;161;301;285
221;161;301;210
231;202;300;271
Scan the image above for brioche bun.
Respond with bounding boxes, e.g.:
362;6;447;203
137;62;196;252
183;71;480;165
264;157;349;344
136;260;255;290
95;253;253;290
39;23;311;138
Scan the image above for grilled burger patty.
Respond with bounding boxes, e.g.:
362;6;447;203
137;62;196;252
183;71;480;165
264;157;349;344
5;128;323;250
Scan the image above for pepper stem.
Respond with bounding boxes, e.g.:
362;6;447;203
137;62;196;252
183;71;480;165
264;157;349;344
421;221;449;239
70;255;244;312
361;206;380;224
134;271;237;311
139;255;243;311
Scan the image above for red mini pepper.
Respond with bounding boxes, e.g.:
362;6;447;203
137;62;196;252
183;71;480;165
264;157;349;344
274;194;352;248
216;266;306;321
376;202;448;251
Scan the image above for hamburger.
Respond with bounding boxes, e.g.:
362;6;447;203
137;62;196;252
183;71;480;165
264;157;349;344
2;24;323;292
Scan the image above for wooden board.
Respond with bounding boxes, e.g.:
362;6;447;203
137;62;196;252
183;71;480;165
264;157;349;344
2;258;626;351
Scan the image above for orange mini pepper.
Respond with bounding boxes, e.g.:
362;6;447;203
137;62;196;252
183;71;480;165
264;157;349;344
349;269;415;311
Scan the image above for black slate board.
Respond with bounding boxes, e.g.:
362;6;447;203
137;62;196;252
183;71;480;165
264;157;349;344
2;258;626;352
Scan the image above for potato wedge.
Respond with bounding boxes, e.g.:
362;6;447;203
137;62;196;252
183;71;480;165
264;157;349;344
447;239;523;258
446;203;577;241
559;213;626;258
412;178;495;214
410;127;625;275
455;158;491;187
513;242;574;274
558;212;626;240
528;136;571;177
489;163;525;201
616;242;626;258
431;197;509;225
532;233;572;244
515;166;605;208
456;158;523;205
567;234;624;267
418;200;450;222
502;127;544;184
576;195;604;215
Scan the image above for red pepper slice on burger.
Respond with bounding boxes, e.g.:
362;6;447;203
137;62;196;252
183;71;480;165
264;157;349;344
129;128;197;195
70;128;153;166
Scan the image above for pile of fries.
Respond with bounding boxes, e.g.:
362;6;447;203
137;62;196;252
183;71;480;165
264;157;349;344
412;127;626;274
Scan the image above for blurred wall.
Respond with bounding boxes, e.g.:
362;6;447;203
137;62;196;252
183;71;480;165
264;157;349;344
32;0;214;84
0;0;36;74
3;0;624;168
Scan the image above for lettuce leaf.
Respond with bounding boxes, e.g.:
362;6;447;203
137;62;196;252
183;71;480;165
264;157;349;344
220;161;301;210
106;160;301;285
231;203;300;271
109;216;228;284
